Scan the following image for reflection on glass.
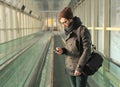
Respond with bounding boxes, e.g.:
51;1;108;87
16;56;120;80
98;0;103;27
111;0;120;27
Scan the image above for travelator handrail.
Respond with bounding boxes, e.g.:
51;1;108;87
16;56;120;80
0;37;39;71
104;56;120;67
26;38;51;87
0;32;52;87
92;44;120;67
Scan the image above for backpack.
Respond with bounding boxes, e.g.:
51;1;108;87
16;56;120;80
77;26;103;76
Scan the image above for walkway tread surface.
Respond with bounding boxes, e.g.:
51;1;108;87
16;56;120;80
53;35;72;87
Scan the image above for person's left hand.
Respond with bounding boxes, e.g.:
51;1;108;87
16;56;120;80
74;70;81;76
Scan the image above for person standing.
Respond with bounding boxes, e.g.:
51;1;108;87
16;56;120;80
55;7;92;87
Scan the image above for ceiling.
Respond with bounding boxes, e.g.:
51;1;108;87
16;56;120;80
27;0;71;15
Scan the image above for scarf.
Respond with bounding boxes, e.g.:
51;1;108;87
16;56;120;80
64;16;82;35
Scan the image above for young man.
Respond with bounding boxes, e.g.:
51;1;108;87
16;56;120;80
55;7;91;87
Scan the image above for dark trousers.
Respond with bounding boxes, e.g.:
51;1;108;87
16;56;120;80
70;74;88;87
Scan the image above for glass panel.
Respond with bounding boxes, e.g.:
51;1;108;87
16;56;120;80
98;0;103;27
5;7;10;41
110;31;120;63
97;30;102;52
5;7;9;29
109;62;120;79
12;0;18;7
90;0;93;26
110;63;120;79
0;4;6;43
88;0;91;27
111;0;120;27
0;5;2;43
5;0;12;3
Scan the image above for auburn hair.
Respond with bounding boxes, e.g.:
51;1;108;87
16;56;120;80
58;7;73;22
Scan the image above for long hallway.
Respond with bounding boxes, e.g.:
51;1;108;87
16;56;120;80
0;0;120;87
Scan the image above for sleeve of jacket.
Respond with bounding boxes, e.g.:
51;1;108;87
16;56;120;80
61;47;68;54
75;26;91;72
61;47;72;55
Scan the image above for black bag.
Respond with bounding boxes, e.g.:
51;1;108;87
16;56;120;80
83;51;103;76
76;26;103;75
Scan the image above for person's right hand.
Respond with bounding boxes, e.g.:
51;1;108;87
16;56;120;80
55;47;63;54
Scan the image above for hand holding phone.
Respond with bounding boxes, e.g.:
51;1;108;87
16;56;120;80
55;47;63;54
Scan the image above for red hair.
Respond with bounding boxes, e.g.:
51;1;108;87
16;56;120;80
58;7;73;22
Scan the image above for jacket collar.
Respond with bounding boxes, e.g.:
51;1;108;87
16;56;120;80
64;16;82;35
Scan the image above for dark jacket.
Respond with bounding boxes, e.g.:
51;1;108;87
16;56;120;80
62;17;91;75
